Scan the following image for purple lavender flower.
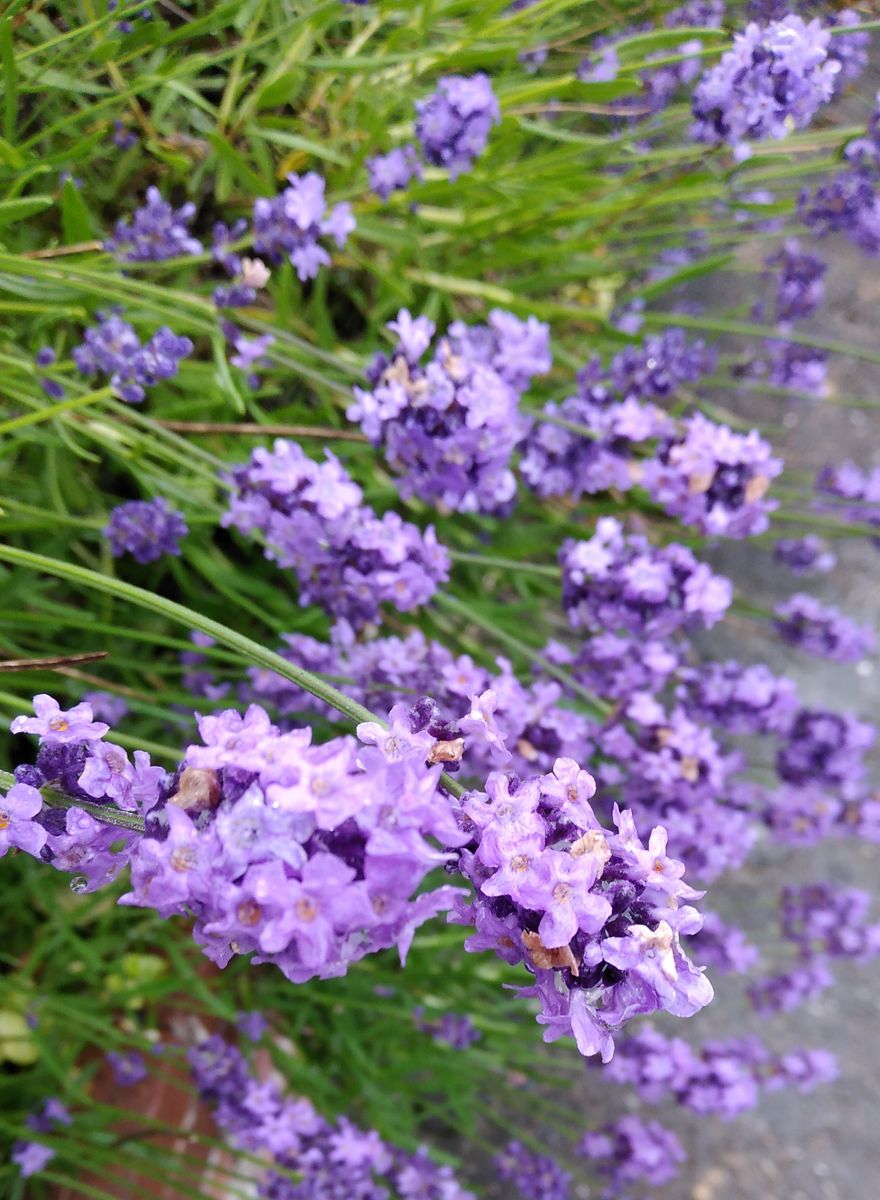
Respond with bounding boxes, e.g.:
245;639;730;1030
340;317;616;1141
774;593;874;662
781;881;880;963
578;1115;686;1194
414;1008;482;1050
749;958;834;1014
679;661;797;735
367;145;423;200
644;412;783;537
235;1010;268;1041
105;186;202;261
73;311;192;403
763;239;826;322
104;498;188;563
762;783;843;847
11;695;108;744
0;783;47;860
560;517;731;638
190;1033;475;1198
692;16;840;155
800;164;880;256
826;9;870;88
11;1141;55;1178
34;346;64;399
350;308;550;514
765;338;828;397
106;1049;148;1087
83;691;129;724
78;742;166;813
774;535;835;575
605;1026;836;1118
776;707;874;796
222;439;449;626
247;624;592;779
519;331;711;502
112;119;137;150
495;1141;571;1200
452;761;712;1059
415;74;500;179
114;700;469;982
252;172;354;281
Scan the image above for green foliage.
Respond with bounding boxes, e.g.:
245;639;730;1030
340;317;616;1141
0;1;873;1195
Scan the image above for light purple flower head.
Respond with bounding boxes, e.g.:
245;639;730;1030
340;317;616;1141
349;308;550;514
12;695;109;744
223;440;448;627
692;16;840;155
105;186;203;261
252;171;354;281
73;311;192;404
774;593;874;662
644;412;782;537
105;497;188;563
367;145;423;200
560;517;731;638
415;73;500;179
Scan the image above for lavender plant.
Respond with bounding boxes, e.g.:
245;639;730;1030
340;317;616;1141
2;2;880;1198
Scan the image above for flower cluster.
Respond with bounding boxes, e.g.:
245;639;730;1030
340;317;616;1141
451;758;713;1060
678;661;798;735
578;1115;686;1197
245;622;591;779
774;535;835;575
349;308;550;513
576;4;723;124
495;1141;571;1200
749;957;834;1015
765;338;827;397
645;412;783;537
414;74;500;179
366;145;423;200
8;695;468;983
776;706;874;795
105;186;203;261
519;329;710;502
763;238;826;323
799;94;880;255
104;498;188;564
11;1099;72;1179
781;881;880;963
222;439;449;626
8;695;158;890
692;16;840;153
749;882;880;1016
73;311;192;403
558;633;681;703
605;1026;837;1119
816;458;880;542
774;593;874;662
589;696;745;883
560;517;732;639
189;1034;475;1200
252;172;355;281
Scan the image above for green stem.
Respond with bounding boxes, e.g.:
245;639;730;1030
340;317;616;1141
448;550;560;578
0;766;143;831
